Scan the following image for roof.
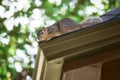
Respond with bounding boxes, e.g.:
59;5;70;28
100;7;120;21
39;18;120;61
38;7;120;61
33;18;120;80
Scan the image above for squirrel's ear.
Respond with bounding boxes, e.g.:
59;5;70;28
41;27;44;30
43;27;47;31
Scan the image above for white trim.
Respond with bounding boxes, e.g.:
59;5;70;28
36;50;44;80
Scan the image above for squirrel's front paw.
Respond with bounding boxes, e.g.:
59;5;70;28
46;38;51;41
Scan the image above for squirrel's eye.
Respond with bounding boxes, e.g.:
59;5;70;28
41;32;43;34
41;31;45;34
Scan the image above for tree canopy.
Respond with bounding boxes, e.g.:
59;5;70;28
0;0;119;80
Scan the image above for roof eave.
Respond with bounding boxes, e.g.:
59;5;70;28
38;19;120;61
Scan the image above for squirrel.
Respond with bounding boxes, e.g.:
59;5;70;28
37;17;103;41
37;18;80;41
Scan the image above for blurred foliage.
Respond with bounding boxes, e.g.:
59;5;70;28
0;0;119;80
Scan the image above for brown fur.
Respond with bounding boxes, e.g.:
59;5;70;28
38;18;80;41
37;17;103;41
